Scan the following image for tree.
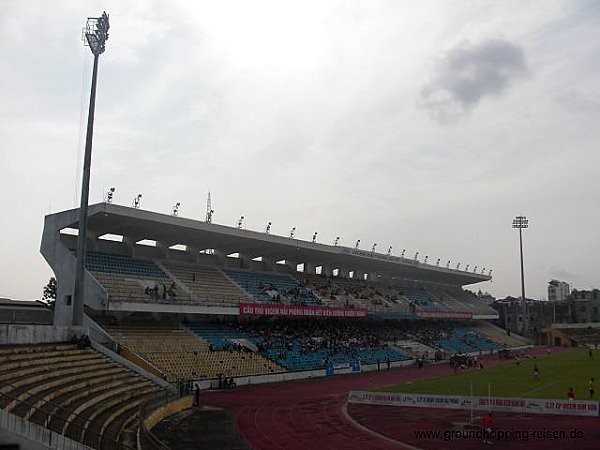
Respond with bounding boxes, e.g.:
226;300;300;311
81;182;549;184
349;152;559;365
42;277;57;308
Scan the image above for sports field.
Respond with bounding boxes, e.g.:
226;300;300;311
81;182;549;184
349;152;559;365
379;349;598;400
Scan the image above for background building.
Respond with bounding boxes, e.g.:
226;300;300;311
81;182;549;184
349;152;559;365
548;279;570;302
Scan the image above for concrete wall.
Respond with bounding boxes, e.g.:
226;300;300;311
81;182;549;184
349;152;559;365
40;211;108;326
0;407;91;450
0;325;79;345
201;358;416;390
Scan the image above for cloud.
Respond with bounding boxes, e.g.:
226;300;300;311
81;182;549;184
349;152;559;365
420;39;527;122
549;267;578;282
556;88;600;114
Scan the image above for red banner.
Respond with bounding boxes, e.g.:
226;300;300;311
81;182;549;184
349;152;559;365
416;310;473;320
239;303;368;318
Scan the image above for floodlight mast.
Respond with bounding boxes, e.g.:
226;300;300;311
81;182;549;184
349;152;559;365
512;215;529;334
73;12;109;327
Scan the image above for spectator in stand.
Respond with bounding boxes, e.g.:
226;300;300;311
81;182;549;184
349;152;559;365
567;387;576;401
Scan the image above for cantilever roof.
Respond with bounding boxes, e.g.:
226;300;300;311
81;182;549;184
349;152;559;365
48;203;491;287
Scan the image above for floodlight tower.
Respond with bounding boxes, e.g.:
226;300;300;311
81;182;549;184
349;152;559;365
513;215;529;333
73;12;110;327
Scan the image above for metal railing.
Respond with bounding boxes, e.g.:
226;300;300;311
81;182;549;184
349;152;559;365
136;388;181;450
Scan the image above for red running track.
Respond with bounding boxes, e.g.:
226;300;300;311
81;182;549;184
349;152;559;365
202;348;594;450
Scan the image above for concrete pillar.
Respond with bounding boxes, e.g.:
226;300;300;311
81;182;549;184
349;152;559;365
122;236;136;257
155;241;169;259
262;256;275;272
304;262;316;275
239;252;252;269
186;246;201;264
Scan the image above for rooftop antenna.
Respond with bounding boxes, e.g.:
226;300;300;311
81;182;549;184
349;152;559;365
289;227;296;238
132;194;142;209
205;191;214;223
73;11;110;327
172;202;180;216
104;187;115;203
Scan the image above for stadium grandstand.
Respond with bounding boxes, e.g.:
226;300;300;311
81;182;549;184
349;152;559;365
0;202;528;449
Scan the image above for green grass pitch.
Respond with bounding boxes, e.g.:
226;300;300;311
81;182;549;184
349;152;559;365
379;349;600;400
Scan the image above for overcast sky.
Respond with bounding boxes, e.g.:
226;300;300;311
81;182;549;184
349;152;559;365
1;1;599;302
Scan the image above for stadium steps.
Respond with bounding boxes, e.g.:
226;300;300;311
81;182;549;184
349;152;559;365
471;321;530;346
0;363;121;410
0;343;163;450
77;386;160;449
26;372;135;423
8;369;136;418
435;293;472;312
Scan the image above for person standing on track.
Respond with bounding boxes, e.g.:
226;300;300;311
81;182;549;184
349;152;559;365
533;364;540;380
482;412;494;445
589;378;595;399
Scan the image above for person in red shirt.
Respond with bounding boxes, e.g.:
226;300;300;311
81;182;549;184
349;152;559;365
482;412;494;444
567;387;576;401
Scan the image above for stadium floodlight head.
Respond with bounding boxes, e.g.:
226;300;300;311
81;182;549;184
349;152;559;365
237;216;244;229
401;249;406;257
83;12;109;56
424;255;428;264
334;237;340;246
265;221;272;234
132;194;142;209
387;246;392;256
312;232;318;243
289;227;296;238
354;239;360;250
512;215;529;230
436;258;440;266
105;187;115;203
172;202;180;216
